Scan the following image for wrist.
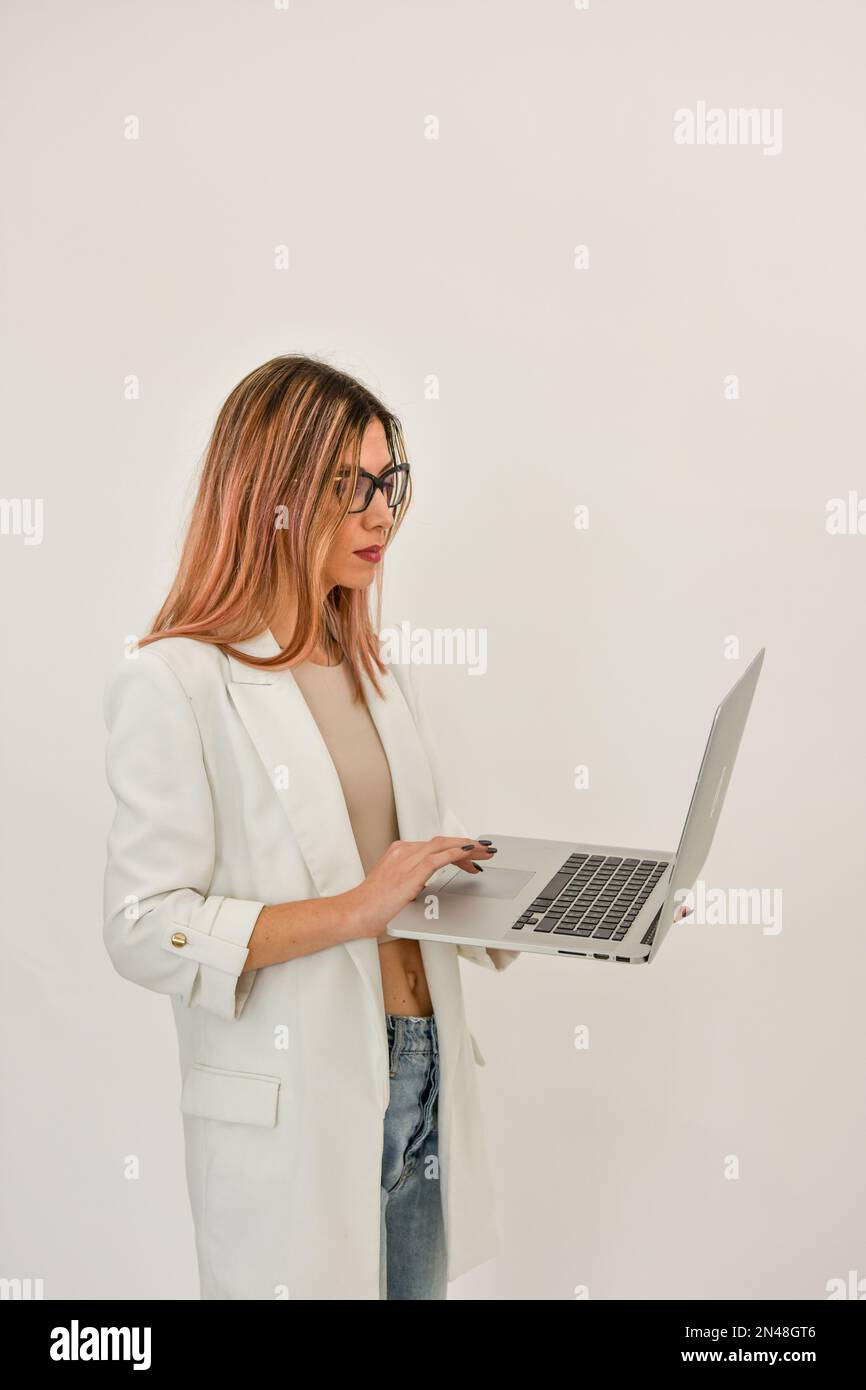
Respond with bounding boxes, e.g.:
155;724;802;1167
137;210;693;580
333;886;370;942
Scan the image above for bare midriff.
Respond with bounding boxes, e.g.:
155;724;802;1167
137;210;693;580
379;936;433;1016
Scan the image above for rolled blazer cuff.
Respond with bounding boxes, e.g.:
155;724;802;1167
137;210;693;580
458;943;522;973
166;895;266;1020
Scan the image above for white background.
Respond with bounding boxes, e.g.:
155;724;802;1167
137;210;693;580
1;0;863;1299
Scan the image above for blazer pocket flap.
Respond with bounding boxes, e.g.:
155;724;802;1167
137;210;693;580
470;1032;486;1067
180;1063;281;1127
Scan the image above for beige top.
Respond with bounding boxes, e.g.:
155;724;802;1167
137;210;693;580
291;656;399;947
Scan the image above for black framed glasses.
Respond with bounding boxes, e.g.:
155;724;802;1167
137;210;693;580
334;462;410;514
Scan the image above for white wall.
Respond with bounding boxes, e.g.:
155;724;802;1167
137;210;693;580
1;0;863;1299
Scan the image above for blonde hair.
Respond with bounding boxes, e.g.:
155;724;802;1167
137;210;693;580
140;354;413;701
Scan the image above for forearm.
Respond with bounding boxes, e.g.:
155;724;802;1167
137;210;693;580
241;891;362;972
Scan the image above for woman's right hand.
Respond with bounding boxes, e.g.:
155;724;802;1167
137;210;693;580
342;836;497;941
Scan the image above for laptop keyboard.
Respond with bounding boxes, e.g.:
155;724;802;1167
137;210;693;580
510;852;670;944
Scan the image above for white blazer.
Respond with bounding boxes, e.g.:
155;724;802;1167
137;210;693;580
102;627;518;1300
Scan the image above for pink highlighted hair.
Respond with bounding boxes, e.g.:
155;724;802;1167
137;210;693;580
139;354;413;702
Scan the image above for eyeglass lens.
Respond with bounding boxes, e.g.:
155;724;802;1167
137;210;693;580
344;467;408;512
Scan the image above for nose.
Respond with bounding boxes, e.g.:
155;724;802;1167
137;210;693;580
365;485;393;529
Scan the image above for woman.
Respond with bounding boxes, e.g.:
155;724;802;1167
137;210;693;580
102;354;519;1301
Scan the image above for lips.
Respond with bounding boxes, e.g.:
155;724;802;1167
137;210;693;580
354;546;382;557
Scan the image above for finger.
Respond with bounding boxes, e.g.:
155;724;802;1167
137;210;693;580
431;837;495;855
397;840;471;878
413;840;496;869
424;843;494;872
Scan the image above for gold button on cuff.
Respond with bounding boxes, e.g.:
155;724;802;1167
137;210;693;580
170;931;188;948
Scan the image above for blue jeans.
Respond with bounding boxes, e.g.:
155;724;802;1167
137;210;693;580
379;1013;447;1300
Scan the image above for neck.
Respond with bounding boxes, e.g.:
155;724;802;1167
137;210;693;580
267;592;341;666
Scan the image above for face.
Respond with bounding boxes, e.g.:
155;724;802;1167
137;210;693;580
323;418;398;589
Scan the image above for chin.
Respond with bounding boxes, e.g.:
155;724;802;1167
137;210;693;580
334;564;377;590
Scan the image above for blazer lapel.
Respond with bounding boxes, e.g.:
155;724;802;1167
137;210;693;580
224;631;460;1084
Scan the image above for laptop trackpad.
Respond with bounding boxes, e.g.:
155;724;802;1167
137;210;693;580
439;867;535;899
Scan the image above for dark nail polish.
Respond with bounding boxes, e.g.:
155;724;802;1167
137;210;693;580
478;839;493;845
461;844;475;850
472;862;484;871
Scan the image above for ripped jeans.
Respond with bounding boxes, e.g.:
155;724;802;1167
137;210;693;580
379;1013;447;1300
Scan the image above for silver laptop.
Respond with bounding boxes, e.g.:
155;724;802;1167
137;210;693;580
387;648;765;965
